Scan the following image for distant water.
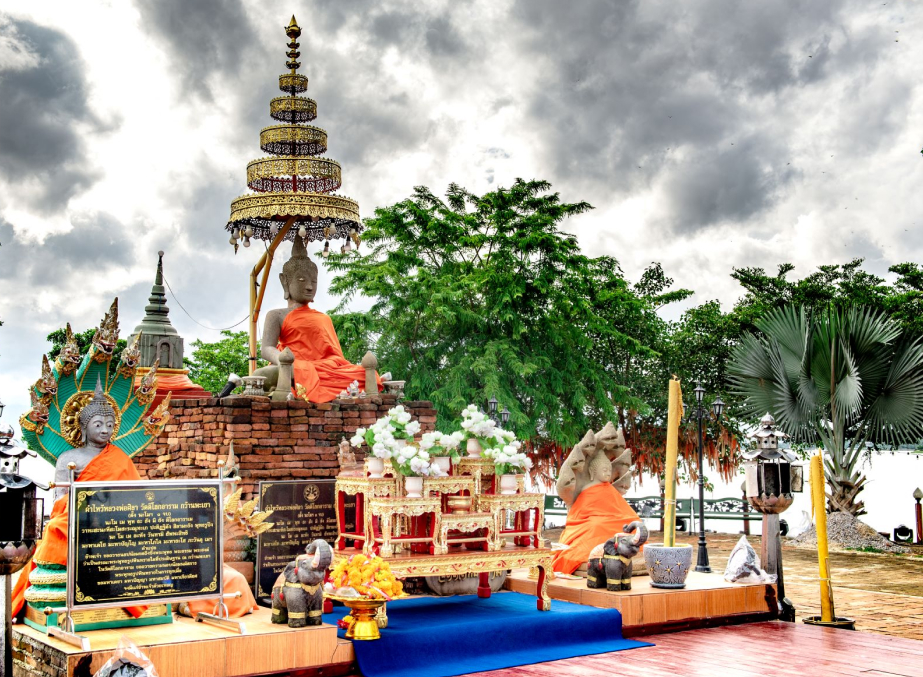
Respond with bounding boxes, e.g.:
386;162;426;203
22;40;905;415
629;451;923;538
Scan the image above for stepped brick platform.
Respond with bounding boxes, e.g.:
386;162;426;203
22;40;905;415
136;395;436;500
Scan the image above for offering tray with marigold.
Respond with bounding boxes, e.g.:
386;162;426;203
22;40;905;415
324;593;409;641
331;544;555;611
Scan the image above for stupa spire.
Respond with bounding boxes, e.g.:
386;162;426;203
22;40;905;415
135;250;176;336
130;251;183;369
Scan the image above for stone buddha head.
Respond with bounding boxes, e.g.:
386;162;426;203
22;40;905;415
279;235;318;305
79;379;116;448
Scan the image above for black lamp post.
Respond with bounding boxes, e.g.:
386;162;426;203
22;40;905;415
691;383;724;573
487;396;510;427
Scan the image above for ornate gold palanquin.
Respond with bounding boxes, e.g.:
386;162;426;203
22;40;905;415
334;458;553;609
477;493;544;550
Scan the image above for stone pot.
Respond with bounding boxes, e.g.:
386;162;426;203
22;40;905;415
466;438;482;458
433;456;452;474
643;543;693;589
405;476;424;498
367;457;385;478
499;474;519;495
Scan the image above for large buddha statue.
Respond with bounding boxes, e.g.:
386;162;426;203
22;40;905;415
253;236;382;402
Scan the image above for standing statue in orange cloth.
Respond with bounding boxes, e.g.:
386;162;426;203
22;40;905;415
253;236;382;402
552;425;641;575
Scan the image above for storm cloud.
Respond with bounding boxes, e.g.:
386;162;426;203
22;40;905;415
0;17;111;214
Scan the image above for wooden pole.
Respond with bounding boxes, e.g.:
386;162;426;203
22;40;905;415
663;377;683;547
811;453;834;622
248;217;297;374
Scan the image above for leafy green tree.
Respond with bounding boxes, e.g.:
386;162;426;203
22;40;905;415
728;304;923;516
184;330;261;394
729;258;923;337
325;179;652;445
45;327;126;364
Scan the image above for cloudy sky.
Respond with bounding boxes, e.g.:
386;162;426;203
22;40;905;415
1;0;922;430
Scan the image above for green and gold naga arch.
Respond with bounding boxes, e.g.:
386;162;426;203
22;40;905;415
19;299;171;465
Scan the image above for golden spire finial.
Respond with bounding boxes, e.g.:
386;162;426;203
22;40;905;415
285;16;302;74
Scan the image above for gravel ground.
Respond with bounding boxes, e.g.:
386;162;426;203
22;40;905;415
791;511;911;554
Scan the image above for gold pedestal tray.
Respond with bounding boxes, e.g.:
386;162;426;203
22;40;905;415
327;594;406;641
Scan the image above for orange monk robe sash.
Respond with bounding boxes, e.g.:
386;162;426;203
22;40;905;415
183;565;259;619
279;305;382;403
13;444;145;619
552;482;641;575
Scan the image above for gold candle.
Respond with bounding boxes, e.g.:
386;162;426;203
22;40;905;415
663;377;683;547
811;453;834;622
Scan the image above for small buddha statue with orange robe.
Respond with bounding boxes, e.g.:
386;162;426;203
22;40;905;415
552;425;641;575
253;236;382;402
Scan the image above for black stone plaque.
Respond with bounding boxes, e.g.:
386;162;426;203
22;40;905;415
70;481;221;608
256;480;355;598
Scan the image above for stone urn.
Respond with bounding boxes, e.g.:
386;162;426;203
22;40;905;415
466;438;482;458
643;543;693;589
433;456;452;474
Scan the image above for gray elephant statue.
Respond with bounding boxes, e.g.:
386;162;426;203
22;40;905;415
271;539;332;627
586;521;649;591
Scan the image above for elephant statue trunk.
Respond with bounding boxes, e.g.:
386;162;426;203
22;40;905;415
271;539;332;627
586;520;649;591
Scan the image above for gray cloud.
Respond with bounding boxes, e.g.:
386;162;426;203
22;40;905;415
133;0;264;101
0;212;135;284
508;0;897;231
0;17;110;214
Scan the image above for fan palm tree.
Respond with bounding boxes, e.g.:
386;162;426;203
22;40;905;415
728;305;923;516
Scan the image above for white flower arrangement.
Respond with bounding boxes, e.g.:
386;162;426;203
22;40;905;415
418;430;465;461
350;405;420;455
392;444;447;478
459;404;498;441
482;440;533;476
348;405;443;475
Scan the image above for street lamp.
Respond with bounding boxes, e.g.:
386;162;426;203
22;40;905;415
691;382;723;574
500;406;510;426
743;413;802;622
488;396;498;418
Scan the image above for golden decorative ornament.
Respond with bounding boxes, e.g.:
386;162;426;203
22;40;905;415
55;323;82;376
246;156;341;193
259;124;327;155
60;390;122;448
230;192;359;224
270;96;317;123
142;392;172;436
91;298;120;358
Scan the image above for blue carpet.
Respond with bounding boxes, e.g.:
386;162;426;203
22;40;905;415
327;592;651;677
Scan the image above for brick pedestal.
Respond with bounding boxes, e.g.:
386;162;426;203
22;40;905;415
136;395;436;501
